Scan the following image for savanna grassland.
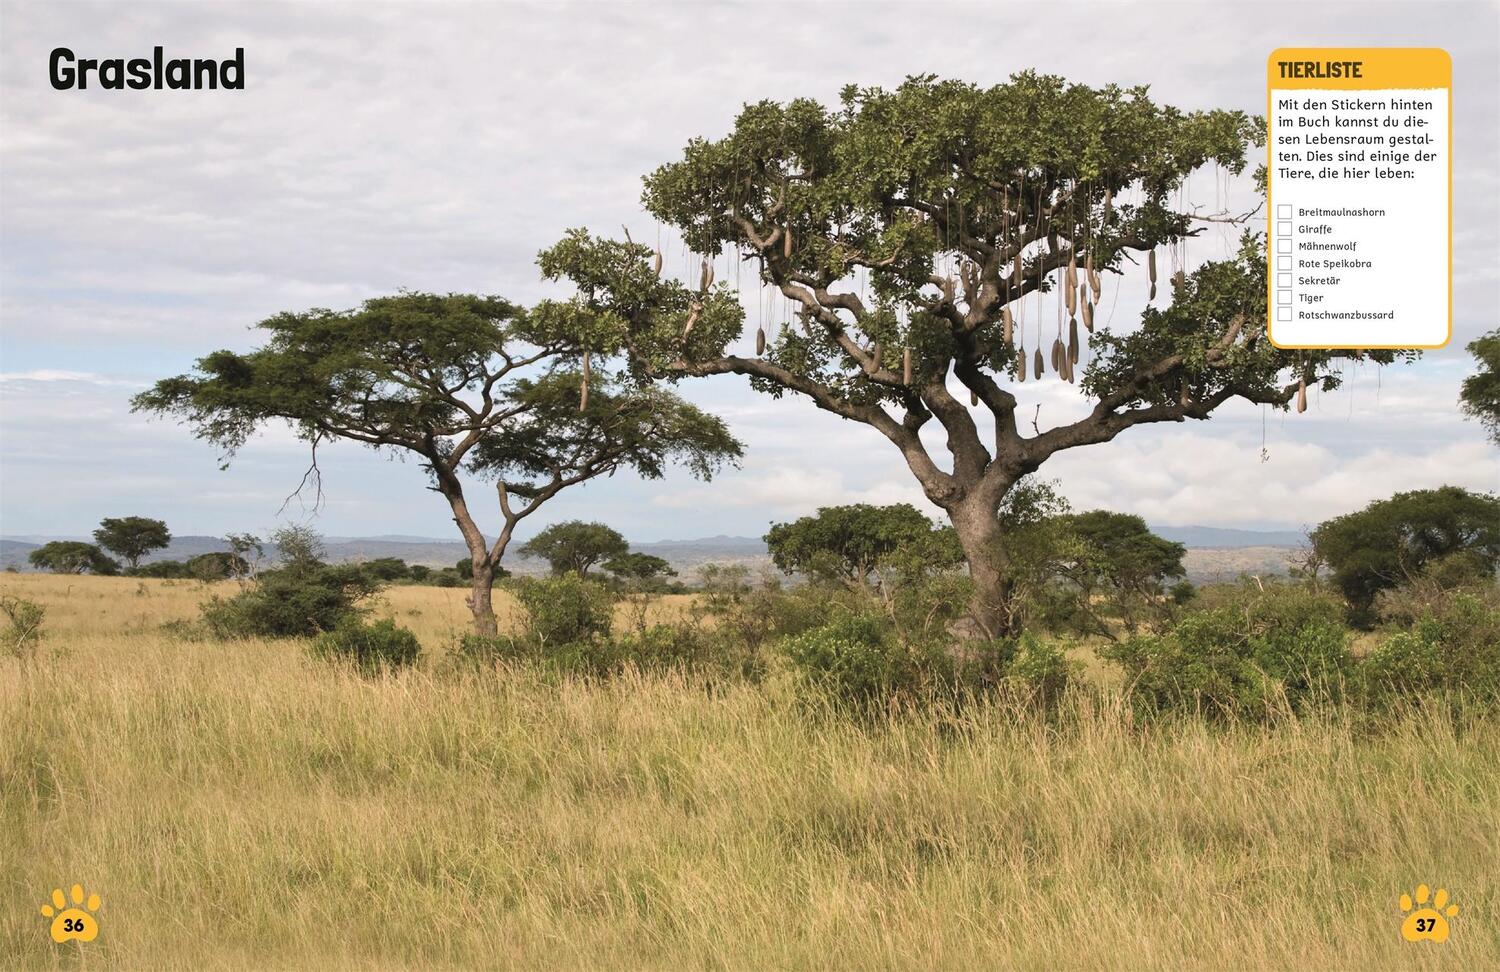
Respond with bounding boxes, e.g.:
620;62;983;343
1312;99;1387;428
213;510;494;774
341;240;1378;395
2;573;1497;970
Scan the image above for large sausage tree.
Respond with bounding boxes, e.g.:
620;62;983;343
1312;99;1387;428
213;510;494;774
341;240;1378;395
539;73;1408;638
133;292;741;636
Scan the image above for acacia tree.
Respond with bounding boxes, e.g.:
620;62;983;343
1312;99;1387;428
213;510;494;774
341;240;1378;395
539;73;1407;638
1311;486;1500;625
519;520;629;576
764;503;952;589
133;292;741;636
28;541;118;575
1059;510;1186;633
93;516;171;569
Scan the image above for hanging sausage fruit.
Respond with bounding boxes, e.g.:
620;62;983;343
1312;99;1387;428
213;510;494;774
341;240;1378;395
579;350;591;412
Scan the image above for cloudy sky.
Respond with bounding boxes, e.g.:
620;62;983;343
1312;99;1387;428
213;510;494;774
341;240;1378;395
2;0;1496;546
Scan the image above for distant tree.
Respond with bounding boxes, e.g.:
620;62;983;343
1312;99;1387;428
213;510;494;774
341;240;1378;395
225;533;264;579
1460;328;1500;445
697;562;752;610
362;557;411;581
92;516;171;569
270;525;326;572
541;73;1409;639
186;552;251;581
28;541;118;575
765;503;952;589
603;552;676;582
520;521;629;577
605;552;678;630
133;292;740;636
407;564;432;581
1060;510;1186;632
1286;531;1327;590
1311;486;1500;625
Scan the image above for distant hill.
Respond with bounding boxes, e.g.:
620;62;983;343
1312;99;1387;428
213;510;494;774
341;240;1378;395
2;525;1302;582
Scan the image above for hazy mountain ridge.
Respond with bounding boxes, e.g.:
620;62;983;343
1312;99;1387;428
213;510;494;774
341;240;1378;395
3;527;1300;583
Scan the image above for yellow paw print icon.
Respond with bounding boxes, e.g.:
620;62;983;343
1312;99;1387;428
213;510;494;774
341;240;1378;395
1400;884;1457;943
39;884;101;943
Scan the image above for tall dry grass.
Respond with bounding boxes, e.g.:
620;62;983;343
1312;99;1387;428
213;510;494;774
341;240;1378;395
1;574;1496;969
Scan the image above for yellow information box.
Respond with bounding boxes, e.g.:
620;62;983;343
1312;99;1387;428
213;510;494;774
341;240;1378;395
1266;48;1452;349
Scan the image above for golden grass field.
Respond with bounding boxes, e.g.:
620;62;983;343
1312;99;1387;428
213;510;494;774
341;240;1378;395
2;573;1497;970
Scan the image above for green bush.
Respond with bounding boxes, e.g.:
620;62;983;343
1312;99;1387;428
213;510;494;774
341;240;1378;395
1099;582;1352;720
1360;591;1500;706
448;632;531;671
1;594;45;665
312;618;420;672
780;612;1073;710
360;557;411;581
201;563;380;638
509;572;617;648
609;623;761;677
995;635;1072;705
781;613;932;706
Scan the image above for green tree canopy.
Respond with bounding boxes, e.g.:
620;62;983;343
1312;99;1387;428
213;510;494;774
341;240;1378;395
133;292;740;636
1460;328;1500;445
1065;511;1185;590
185;552;251;581
538;73;1407;638
92;516;171;569
28;541;118;575
361;557;412;581
764;503;953;587
520;521;630;577
1311;486;1500;624
1059;510;1186;632
603;552;676;581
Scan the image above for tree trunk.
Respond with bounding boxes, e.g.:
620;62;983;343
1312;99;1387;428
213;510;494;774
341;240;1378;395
949;497;1017;640
466;560;498;638
432;471;502;639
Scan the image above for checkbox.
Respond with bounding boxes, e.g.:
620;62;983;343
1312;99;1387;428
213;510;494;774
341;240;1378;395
1277;273;1292;288
1277;289;1292;305
1277;307;1292;321
1277;256;1292;270
1277;221;1292;236
1277;238;1291;253
1277;204;1292;218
